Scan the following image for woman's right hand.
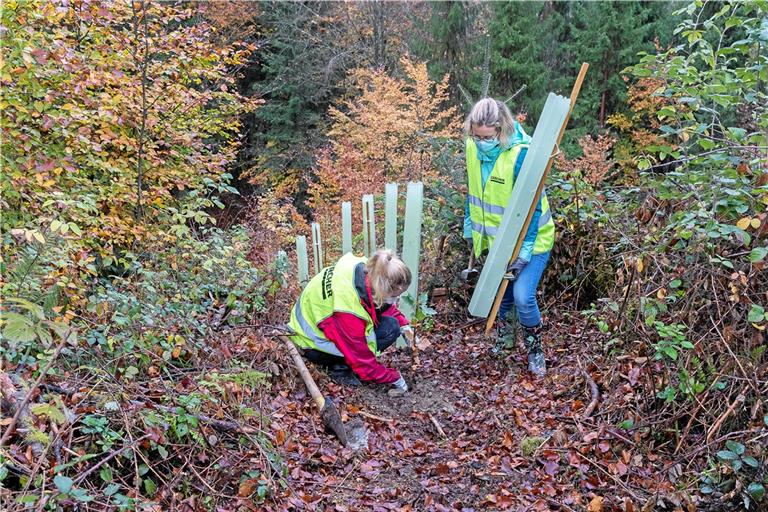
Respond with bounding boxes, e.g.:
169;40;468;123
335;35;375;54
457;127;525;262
392;375;408;392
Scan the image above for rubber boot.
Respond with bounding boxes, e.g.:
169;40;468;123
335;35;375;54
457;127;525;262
523;325;546;377
329;364;361;387
493;313;518;354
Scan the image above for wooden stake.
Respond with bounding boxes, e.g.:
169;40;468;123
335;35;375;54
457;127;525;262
484;63;589;335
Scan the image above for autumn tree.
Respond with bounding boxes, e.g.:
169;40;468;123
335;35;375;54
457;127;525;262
1;0;257;308
306;56;460;243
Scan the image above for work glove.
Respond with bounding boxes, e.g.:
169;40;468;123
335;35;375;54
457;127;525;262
505;257;528;281
392;375;408;392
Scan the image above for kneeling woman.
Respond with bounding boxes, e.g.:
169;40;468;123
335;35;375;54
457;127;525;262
287;249;411;391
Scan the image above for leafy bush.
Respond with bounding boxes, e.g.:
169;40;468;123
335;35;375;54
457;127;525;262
1;0;256;307
82;227;268;367
548;1;767;490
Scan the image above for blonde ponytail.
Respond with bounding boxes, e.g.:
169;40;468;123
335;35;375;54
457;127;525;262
366;249;412;305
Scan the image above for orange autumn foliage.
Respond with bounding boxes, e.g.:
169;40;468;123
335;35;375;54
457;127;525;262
556;134;617;187
308;56;460;240
608;76;673;174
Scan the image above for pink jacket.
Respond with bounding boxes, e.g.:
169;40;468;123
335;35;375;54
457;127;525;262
317;276;408;384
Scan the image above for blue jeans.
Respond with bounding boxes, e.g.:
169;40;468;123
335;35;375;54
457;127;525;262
499;251;550;328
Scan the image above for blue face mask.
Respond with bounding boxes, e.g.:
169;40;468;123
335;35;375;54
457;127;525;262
476;138;500;153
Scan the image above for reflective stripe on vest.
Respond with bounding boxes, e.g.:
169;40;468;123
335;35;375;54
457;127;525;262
292;293;344;356
467;194;506;216
466;138;555;257
287;253;379;356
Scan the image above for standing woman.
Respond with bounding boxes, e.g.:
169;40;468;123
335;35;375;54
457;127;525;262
463;98;555;376
287;249;412;390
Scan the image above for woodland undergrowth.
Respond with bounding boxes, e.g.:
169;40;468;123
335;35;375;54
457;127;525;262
1;1;766;511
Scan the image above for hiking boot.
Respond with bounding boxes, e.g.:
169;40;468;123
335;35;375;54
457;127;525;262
329;364;361;387
523;325;546;377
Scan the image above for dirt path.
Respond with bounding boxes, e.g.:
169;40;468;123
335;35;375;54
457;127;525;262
268;318;675;511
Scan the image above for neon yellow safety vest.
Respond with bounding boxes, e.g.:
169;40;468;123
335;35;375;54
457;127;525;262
287;253;379;357
466;138;555;258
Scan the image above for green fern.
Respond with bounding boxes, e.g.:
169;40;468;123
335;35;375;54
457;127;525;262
31;403;67;424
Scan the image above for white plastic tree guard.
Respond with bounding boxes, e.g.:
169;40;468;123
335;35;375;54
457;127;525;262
296;235;309;286
399;181;424;322
294;183;424;330
384;183;398;252
341;201;352;254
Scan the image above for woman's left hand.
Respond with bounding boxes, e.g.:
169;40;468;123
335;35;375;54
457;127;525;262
505;257;528;280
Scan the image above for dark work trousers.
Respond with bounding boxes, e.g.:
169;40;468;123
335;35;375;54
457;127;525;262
304;315;401;369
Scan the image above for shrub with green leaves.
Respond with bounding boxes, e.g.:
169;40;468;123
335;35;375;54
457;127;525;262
83;227;267;366
700;438;766;510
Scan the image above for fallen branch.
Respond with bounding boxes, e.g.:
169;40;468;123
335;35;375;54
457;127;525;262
581;368;600;419
706;386;747;444
429;414;447;439
73;434;151;485
357;410;393;423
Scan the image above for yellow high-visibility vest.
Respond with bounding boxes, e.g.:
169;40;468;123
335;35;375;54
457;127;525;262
287;253;378;356
466;138;555;258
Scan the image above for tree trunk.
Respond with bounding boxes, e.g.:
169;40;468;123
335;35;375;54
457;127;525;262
371;1;386;69
599;66;608;127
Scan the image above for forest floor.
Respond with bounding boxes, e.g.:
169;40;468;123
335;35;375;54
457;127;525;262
1;299;709;511
264;310;695;512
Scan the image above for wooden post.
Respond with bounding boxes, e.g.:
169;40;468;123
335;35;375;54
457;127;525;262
481;63;589;335
362;194;376;257
311;222;323;274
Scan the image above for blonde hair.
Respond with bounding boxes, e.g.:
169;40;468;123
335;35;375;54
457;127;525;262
463;98;516;148
366;249;412;305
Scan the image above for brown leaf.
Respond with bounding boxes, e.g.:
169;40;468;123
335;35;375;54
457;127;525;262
434;463;450;476
513;408;525;427
415;337;432;350
238;478;256;497
543;459;559;476
583;431;599;443
587;496;604;512
483;494;498;505
30;49;48;65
